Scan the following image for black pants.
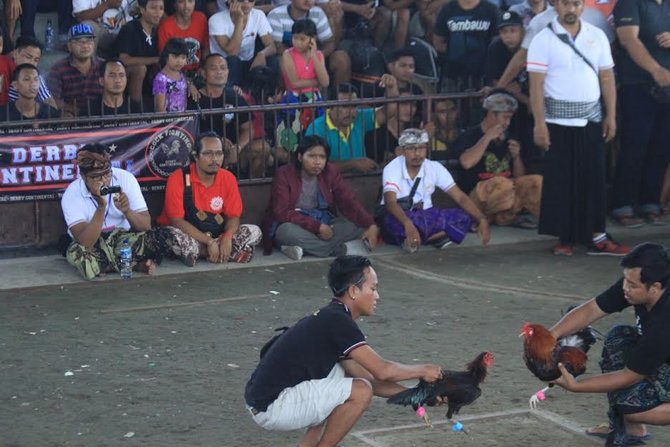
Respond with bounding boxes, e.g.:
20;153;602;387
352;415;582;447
20;0;72;37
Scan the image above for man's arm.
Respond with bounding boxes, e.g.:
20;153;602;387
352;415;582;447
119;53;160;67
348;344;442;383
374;74;399;125
75;0;121;22
617;26;670;87
216;3;246;56
529;71;549;150
549;298;608;339
69;204;106;248
496;48;527;88
445;185;490;245
599;67;616;142
458;126;503;170
553;364;644;393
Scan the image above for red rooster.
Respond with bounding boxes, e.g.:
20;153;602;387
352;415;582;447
520;322;596;408
387;352;493;427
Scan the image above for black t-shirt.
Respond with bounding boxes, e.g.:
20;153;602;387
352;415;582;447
614;0;670;85
86;96;151;115
244;299;367;412
188;88;250;144
0;102;59;121
485;37;528;89
115;19;159;58
596;278;670;375
451;125;514;194
434;0;500;79
365;126;398;164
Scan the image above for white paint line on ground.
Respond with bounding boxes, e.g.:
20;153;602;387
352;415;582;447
99;293;270;314
376;258;584;301
350;408;602;446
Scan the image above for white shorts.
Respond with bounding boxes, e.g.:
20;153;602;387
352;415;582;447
249;363;353;431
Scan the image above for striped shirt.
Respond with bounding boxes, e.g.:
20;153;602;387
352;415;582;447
9;74;52;103
47;56;104;107
267;5;333;47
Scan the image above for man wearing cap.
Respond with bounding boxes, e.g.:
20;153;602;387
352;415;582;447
485;11;526;93
47;24;104;117
61;143;184;280
528;0;628;256
452;89;542;229
379;128;490;252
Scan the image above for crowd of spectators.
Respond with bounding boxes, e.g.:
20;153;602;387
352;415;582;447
0;0;667;265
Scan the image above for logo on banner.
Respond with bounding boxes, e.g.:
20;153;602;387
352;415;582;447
146;125;193;178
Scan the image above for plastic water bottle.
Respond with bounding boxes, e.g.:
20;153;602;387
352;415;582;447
119;239;132;280
45;20;54;52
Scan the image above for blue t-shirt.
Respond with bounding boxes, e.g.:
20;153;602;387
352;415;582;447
306;108;376;161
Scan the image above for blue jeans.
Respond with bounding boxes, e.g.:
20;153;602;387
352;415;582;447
611;84;670;216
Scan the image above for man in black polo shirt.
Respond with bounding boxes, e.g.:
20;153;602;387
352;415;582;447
245;256;443;447
188;53;251;168
116;0;164;103
548;243;670;446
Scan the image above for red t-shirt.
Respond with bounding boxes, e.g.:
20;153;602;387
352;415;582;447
157;12;209;72
157;163;243;227
0;55;16;106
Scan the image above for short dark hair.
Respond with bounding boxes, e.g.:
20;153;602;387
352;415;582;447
99;58;126;77
12;63;38;82
138;0;164;7
621;243;670;288
194;131;222;157
292;18;317;37
160;37;189;67
329;256;373;298
200;52;226;69
387;47;415;63
294;134;330;168
15;35;43;52
335;82;359;97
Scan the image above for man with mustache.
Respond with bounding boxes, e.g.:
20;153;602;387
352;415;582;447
528;0;628;257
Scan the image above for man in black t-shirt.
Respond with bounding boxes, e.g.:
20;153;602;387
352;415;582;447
0;64;59;123
452;90;541;228
245;256;443;446
432;0;500;90
87;60;151;116
548;243;670;445
188;53;252;168
116;0;163;102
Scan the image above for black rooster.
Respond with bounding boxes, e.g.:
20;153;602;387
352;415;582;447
387;352;493;427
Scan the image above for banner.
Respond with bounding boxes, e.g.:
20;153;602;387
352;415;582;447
0;116;198;202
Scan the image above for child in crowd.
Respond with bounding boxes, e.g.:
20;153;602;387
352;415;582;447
278;19;329;153
153;38;189;112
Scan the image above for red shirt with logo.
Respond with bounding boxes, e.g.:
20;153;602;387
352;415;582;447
157;163;242;226
157;12;209;72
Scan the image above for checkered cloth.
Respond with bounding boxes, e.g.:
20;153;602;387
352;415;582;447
544;97;602;123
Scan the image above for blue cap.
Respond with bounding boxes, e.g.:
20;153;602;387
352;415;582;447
69;23;95;40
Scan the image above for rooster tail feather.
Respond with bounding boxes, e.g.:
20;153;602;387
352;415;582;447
387;385;430;407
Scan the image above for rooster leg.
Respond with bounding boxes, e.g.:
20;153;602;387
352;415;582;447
423;411;433;428
529;386;550;410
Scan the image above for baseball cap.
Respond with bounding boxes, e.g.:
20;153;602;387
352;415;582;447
68;23;95;40
498;11;523;29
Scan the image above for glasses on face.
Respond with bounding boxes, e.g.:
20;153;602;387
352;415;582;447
87;171;112;181
403;145;428;153
200;150;225;158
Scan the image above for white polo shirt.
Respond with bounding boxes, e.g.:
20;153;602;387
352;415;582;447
381;156;456;210
527;17;613;127
61;167;148;236
521;6;615;49
208;9;273;61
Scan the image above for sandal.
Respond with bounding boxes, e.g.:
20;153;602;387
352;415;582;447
586;423;651;444
509;216;538;230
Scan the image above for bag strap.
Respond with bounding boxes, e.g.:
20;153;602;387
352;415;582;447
546;22;598;75
408;176;421;200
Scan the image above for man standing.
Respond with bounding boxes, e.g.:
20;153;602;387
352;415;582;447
306;78;398;173
528;0;627;256
61;143;178;280
453;90;542;229
609;0;670;227
380;128;490;252
47;24;103;116
188;53;253;169
208;0;277;87
157;132;262;264
548;243;670;447
116;0;164;103
245;255;443;447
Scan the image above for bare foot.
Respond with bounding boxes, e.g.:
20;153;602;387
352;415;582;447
134;259;157;275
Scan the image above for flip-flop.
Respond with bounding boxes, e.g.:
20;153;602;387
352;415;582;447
586;424;651;443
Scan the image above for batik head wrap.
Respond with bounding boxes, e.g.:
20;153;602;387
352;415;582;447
76;146;112;177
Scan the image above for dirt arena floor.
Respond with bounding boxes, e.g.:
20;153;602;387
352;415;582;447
2;234;670;446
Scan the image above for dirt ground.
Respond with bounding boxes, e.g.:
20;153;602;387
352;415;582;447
2;235;670;447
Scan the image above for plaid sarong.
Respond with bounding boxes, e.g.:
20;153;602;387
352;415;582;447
545;97;602;123
600;325;670;446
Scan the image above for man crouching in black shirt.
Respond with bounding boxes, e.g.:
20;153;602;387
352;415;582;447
244;256;443;447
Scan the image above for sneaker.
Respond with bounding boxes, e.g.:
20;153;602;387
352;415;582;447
431;236;453;249
612;215;645;229
553;243;573;256
280;245;303;260
587;235;631;257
